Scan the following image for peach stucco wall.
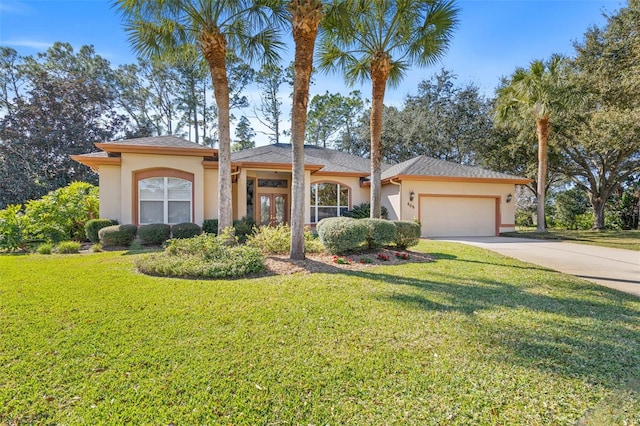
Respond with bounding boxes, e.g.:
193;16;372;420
98;165;122;221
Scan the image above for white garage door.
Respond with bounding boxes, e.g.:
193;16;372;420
420;196;496;237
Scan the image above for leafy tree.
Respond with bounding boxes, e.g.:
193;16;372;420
552;187;590;230
306;90;366;148
0;43;127;208
494;55;579;232
556;1;640;229
232;116;256;152
115;0;285;233
319;0;458;218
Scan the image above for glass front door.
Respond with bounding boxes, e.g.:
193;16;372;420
259;194;287;226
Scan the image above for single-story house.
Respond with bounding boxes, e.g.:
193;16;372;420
72;135;530;237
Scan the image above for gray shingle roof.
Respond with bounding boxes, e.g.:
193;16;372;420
231;143;374;175
100;135;212;151
381;155;528;181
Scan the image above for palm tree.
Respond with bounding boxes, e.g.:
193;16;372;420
495;55;576;232
318;0;458;218
115;0;285;233
287;0;324;260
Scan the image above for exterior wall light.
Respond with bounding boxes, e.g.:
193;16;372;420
409;190;415;202
506;193;513;203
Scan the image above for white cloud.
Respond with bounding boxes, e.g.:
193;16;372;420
0;1;32;15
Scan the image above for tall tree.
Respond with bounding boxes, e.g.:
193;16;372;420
556;1;640;229
115;0;285;233
287;0;325;260
494;55;578;232
319;0;458;218
254;62;287;144
232;115;256;151
306;90;365;148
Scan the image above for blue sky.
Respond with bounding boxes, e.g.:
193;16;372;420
0;0;623;142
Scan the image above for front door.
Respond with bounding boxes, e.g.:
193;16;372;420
259;194;287;226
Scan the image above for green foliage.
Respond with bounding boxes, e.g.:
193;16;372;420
575;213;594;230
36;243;53;255
247;224;324;254
98;224;138;248
553;188;590;230
85;219;118;243
202;219;218;235
393;220;421;249
92;243;103;253
342;202;388;219
171;222;202;239
317;217;368;255
135;234;265;278
137;223;171;245
232;215;256;243
516;208;536;227
56;241;81;254
23;182;99;243
361;218;396;249
0;204;27;252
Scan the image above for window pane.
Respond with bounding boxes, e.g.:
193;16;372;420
317;183;338;206
246;180;255;218
340;186;349;207
167;178;191;200
140;201;163;224
168;201;190;224
339;207;349;217
318;207;338;221
310;211;317;223
310;184;317;205
139;178;164;200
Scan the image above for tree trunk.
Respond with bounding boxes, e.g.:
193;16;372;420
200;30;233;233
289;0;322;260
535;117;549;232
369;54;392;219
591;196;606;230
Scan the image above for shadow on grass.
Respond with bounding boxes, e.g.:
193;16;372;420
341;261;640;396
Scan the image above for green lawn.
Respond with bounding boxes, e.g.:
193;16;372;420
1;241;639;424
505;228;640;251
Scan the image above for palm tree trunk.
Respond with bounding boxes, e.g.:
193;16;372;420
200;30;233;233
535;117;549;232
370;55;392;219
289;0;322;260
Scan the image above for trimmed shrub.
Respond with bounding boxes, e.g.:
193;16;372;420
316;217;368;255
362;218;396;249
85;219;117;243
233;215;256;243
202;219;218;235
56;241;81;254
172;222;202;239
36;243;53;255
135;233;265;278
137;223;171;245
393;220;421;249
247;224;324;255
99;224;138;248
342;202;388;220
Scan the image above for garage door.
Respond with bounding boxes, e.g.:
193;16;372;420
420;196;497;237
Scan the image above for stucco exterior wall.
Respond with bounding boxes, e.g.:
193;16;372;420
203;168;219;222
119;153;207;225
98;165;122;222
381;183;401;220
399;180;517;233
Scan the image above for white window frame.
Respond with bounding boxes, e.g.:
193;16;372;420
139;177;192;225
310;182;349;223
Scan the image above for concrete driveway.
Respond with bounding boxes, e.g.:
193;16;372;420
435;237;640;298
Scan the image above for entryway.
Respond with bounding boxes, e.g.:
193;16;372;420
258;194;287;226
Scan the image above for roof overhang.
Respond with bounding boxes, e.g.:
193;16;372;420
71;154;121;172
95;142;216;157
376;174;533;186
232;161;324;172
312;171;370;177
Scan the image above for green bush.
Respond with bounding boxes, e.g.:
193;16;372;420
393;220;421;249
137;223;171;245
135;233;265;278
0;204;27;252
172;222;202;239
342;202;388;219
575;213;594;230
316;217;368;255
202;219;218;235
36;243;53;255
233;215;256;243
247;224;324;254
98;224;138;248
362;218;396;249
56;241;81;254
23;182;99;243
553;188;590;230
85;219;117;243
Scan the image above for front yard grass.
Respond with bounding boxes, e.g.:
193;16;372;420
504;228;640;251
1;241;639;424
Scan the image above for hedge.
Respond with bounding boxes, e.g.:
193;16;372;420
316;217;368;255
172;222;202;239
85;219;117;243
362;218;397;249
98;224;138;248
393;220;421;249
138;223;171;245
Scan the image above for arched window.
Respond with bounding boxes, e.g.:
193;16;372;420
135;169;193;225
310;182;350;223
